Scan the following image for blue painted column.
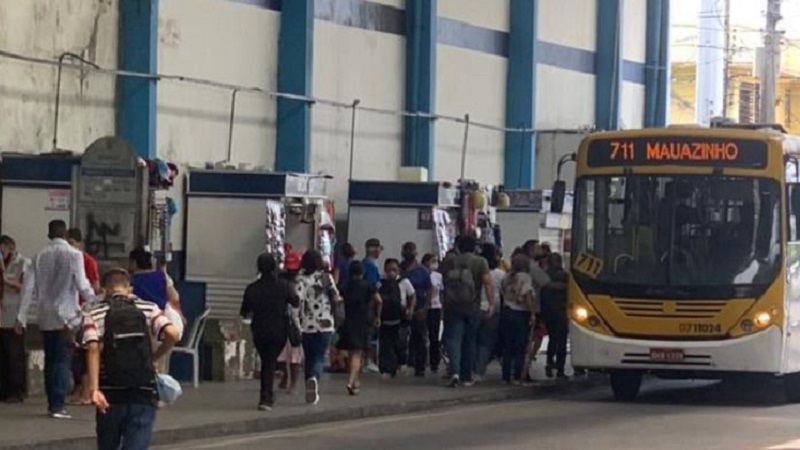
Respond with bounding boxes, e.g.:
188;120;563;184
644;0;670;127
595;0;624;131
504;0;538;189
118;0;158;159
275;0;315;173
404;0;437;177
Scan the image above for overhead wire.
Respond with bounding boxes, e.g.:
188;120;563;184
0;47;592;135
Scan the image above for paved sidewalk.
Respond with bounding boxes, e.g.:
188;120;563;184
0;365;605;450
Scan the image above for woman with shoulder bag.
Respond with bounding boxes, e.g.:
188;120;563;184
240;253;299;411
296;250;341;405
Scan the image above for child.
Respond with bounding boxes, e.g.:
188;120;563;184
378;259;415;378
339;261;381;394
277;250;303;394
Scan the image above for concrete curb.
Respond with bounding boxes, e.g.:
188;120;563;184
2;377;607;450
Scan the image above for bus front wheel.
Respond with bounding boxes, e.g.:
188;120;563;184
610;371;643;402
784;373;800;403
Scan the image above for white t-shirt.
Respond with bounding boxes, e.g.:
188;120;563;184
481;268;506;313
429;272;443;310
399;278;415;308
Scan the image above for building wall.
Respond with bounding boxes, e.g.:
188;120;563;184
0;0;118;153
311;19;405;207
435;0;509;185
157;0;279;168
536;0;596;130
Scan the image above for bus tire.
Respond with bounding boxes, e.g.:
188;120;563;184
784;373;800;403
610;371;642;402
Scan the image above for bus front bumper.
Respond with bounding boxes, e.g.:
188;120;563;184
570;323;783;374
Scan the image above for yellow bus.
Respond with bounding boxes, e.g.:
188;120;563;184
559;125;800;401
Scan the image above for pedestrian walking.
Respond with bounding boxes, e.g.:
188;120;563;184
423;254;443;374
401;242;433;377
521;240;552;382
82;268;180;449
66;229;100;406
0;236;30;403
339;261;382;395
474;244;504;382
277;250;303;394
16;220;96;419
542;253;570;379
296;250;340;405
441;236;493;388
500;254;537;385
240;253;299;410
378;258;414;378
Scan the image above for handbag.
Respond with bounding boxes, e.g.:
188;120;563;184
286;307;302;347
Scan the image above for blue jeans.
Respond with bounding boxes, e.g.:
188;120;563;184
500;308;532;382
42;330;72;412
443;311;480;381
302;332;332;380
475;313;499;376
96;403;156;450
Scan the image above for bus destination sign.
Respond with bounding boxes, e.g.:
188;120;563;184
587;137;769;168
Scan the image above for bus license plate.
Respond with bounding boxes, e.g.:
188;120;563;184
650;348;684;361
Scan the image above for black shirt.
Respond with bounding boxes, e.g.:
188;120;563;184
240;277;299;342
541;268;569;319
343;278;376;328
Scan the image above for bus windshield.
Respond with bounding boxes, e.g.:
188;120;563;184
573;175;782;296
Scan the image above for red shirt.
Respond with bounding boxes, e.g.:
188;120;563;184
80;252;99;305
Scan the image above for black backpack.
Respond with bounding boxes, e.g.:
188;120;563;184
379;279;403;323
443;260;477;314
100;296;155;390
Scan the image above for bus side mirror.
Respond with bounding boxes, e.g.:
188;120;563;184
551;180;567;213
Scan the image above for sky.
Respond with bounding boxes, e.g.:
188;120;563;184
671;0;800;63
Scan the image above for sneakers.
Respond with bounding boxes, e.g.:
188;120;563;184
366;362;380;373
545;365;554;379
461;379;476;387
49;409;72;420
257;403;273;411
305;378;320;405
447;376;460;388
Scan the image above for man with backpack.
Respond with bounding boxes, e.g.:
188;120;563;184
441;236;494;387
82;268;180;450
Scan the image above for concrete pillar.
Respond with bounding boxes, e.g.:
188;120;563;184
404;0;438;178
118;0;158;159
503;0;538;189
595;0;624;131
644;0;671;127
275;0;315;172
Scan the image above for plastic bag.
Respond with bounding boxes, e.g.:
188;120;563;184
156;374;183;404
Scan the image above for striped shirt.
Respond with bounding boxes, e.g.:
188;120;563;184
81;296;172;346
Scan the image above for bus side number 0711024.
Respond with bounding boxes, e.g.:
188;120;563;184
679;323;722;334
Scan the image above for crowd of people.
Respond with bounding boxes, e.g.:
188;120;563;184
240;235;577;411
0;220;184;449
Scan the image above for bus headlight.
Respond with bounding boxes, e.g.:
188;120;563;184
574;307;589;323
755;312;771;328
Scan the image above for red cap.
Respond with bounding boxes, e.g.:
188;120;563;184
285;251;301;271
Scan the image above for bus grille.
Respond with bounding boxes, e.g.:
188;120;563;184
613;299;727;319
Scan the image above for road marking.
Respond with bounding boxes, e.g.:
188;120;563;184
767;438;800;449
157;402;515;449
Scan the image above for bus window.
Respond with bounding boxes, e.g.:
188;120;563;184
789;184;800;242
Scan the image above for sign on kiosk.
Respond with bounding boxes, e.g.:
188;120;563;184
587;137;769;168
